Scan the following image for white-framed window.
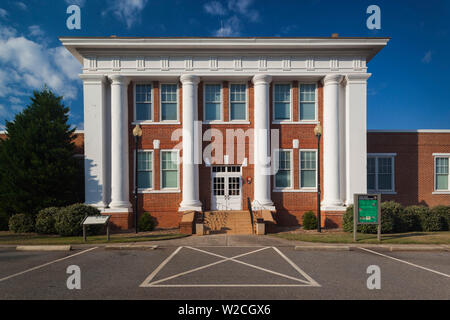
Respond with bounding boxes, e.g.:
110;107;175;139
137;150;153;190
367;154;396;193
204;83;222;121
274;149;292;189
273;83;292;121
300;150;317;189
434;155;450;191
229;83;247;121
160;150;179;189
299;83;317;121
160;84;178;121
135;84;152;122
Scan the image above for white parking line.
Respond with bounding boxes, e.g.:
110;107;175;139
360;248;450;279
140;246;320;288
0;247;98;283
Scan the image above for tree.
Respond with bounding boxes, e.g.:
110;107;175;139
0;88;84;220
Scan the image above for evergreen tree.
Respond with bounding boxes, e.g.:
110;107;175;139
0;88;84;219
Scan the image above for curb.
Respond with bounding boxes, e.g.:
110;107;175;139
16;245;72;252
294;245;351;251
388;245;449;252
104;244;159;250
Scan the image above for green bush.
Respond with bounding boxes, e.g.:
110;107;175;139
138;212;156;232
430;206;450;231
397;205;426;232
342;201;403;234
420;207;446;232
35;207;60;235
54;204;101;237
302;211;317;230
8;214;35;233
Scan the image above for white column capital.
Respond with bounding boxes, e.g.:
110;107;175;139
109;74;130;86
322;74;343;86
79;74;107;84
345;73;372;84
252;74;272;86
180;74;200;85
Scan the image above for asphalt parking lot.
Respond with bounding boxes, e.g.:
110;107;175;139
0;241;449;300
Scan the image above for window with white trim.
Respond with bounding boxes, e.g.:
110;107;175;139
135;84;152;121
367;155;395;192
161;151;179;189
160;84;178;121
300;150;317;188
299;84;316;121
273;84;291;121
137;151;153;189
204;84;221;121
229;84;247;121
435;156;449;191
275;150;292;188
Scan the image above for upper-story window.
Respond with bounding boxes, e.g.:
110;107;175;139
135;84;152;121
204;84;222;121
160;84;178;121
229;84;247;121
299;84;317;121
273;84;292;121
367;155;395;193
435;156;449;191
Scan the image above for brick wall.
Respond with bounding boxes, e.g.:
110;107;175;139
367;132;450;207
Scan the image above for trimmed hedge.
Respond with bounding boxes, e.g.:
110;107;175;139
35;207;60;235
419;208;446;232
8;214;35;233
54;204;101;237
138;212;156;232
397;205;426;232
430;206;450;231
302;211;317;230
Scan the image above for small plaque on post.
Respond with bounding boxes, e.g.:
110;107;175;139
81;215;111;242
353;194;381;242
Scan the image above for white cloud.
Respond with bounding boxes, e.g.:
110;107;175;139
0;8;8;19
15;2;27;10
421;51;432;64
28;25;45;38
215;16;241;37
227;0;259;22
64;0;86;7
103;0;148;29
0;23;81;110
204;1;227;16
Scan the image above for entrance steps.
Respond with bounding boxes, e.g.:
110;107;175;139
204;211;253;235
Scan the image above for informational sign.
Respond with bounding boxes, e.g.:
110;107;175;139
81;215;111;242
353;194;381;242
83;215;110;225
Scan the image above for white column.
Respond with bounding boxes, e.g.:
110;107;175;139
79;74;108;209
109;74;131;211
179;74;202;212
345;73;371;205
252;74;274;210
339;80;347;205
322;74;343;209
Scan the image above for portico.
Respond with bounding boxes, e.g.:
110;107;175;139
61;36;389;229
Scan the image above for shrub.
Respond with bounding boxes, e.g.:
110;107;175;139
430;206;450;231
35;207;60;235
8;214;35;233
302;211;317;230
420;207;446;232
342;201;403;234
54;204;101;237
397;205;426;232
139;212;156;232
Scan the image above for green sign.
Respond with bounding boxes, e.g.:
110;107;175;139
358;197;378;223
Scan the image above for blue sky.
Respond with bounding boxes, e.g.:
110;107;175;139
0;0;449;130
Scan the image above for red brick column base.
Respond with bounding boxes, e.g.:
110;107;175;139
322;210;346;229
101;212;134;231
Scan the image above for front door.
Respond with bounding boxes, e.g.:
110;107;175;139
211;166;242;211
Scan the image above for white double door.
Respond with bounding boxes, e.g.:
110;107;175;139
211;166;242;211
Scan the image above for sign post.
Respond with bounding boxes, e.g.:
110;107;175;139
82;215;111;242
353;194;381;242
